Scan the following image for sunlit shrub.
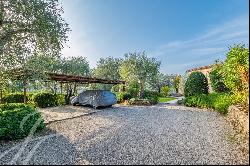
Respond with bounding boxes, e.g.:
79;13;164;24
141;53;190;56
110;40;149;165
0;103;45;140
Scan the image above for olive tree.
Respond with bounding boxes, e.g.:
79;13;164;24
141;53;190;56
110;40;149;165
119;51;160;98
0;0;70;103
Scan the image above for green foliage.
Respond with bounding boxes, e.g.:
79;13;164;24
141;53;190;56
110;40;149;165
119;51;161;98
2;93;26;103
115;92;132;103
111;84;121;93
161;85;170;97
0;103;45;140
184;93;235;114
173;75;181;93
91;57;122;90
148;73;174;93
128;98;158;105
209;64;229;93
56;94;66;106
221;44;249;99
127;81;140;98
158;97;175;103
33;92;58;108
1;0;70;81
58;56;90;76
184;72;208;97
143;90;159;104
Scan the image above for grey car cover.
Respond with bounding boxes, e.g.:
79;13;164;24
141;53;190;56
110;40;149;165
70;90;117;108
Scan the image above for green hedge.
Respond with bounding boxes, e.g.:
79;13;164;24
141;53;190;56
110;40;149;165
2;92;66;108
143;90;160;104
184;93;236;114
33;92;58;108
2;93;26;103
0;103;45;140
184;72;209;97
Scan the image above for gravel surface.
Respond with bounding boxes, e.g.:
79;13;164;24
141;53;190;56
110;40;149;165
0;104;248;165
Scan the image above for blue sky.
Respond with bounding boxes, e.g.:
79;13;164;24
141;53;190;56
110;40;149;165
60;0;249;74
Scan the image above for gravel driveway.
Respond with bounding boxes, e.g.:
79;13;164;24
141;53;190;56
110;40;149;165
0;104;248;165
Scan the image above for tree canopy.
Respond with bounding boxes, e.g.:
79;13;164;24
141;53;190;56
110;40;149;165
119;51;161;98
0;0;70;75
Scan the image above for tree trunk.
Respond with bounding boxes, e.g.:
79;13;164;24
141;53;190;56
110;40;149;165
23;78;27;104
139;82;145;99
175;88;179;93
158;86;161;93
60;82;63;94
73;82;77;95
54;82;57;94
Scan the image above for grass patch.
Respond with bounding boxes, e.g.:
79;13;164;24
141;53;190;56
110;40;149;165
158;97;176;102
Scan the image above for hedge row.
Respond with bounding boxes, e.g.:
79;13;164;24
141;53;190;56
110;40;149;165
0;103;45;140
184;93;238;114
2;92;66;108
114;90;160;104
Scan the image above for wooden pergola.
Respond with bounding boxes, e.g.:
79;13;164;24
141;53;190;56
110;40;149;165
0;69;126;103
47;73;125;84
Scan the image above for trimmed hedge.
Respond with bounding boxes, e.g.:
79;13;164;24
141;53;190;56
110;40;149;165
33;92;58;108
184;93;236;114
2;92;66;108
0;103;45;140
2;93;26;103
184;72;208;97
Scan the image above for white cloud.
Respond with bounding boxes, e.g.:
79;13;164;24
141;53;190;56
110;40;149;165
152;15;249;74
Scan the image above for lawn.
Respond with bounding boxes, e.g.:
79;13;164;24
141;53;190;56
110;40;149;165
158;97;176;102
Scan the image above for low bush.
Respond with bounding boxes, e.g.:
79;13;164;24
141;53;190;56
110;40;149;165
56;94;66;106
161;85;169;97
144;90;160;104
115;92;132;103
128;98;153;106
184;93;234;114
0;103;45;140
33;92;58;108
2;93;26;103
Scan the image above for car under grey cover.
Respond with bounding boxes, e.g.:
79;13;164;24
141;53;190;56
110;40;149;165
70;90;117;108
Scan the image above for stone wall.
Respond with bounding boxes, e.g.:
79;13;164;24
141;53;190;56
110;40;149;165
227;105;249;155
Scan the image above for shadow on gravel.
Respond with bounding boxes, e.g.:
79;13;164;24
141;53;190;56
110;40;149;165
0;128;77;165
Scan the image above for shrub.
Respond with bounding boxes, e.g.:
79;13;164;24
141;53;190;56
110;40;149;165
127;81;140;98
220;44;249;107
111;84;121;93
2;93;26;103
115;92;132;103
143;90;159;104
161;85;169;97
128;98;153;106
56;94;66;106
184;93;233;114
184;72;208;97
33;92;58;108
209;64;229;93
0;103;45;140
